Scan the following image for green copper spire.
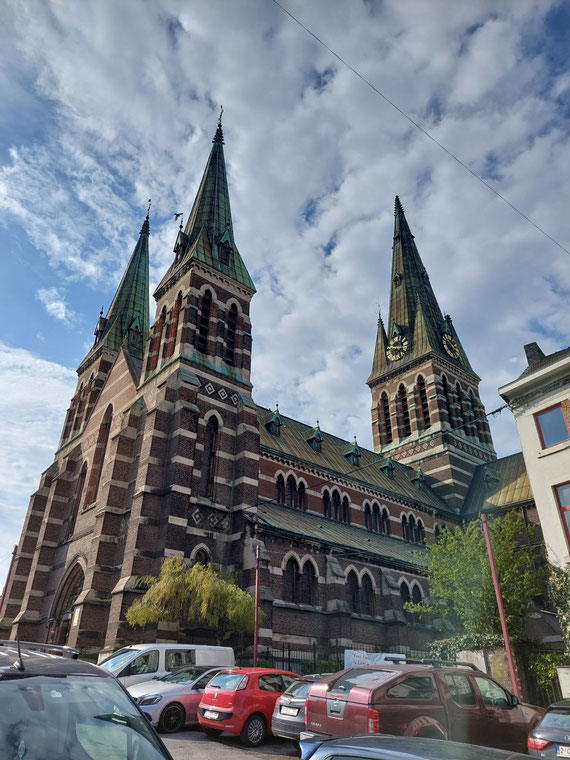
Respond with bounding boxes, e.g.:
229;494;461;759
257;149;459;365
368;197;473;385
93;212;150;362
155;117;255;296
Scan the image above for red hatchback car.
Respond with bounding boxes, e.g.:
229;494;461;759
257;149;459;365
198;667;299;746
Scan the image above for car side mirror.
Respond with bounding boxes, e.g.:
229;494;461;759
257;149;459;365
511;695;519;707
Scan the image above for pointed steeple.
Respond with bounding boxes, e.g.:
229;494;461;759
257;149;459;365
155;117;255;297
367;311;388;384
88;212;150;365
368;196;473;384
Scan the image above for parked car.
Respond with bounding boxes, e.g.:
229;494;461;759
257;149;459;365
98;642;234;686
528;698;570;756
0;639;173;760
304;660;544;754
198;666;299;746
272;674;330;742
128;665;224;732
299;734;529;760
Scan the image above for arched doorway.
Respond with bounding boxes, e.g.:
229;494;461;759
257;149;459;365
47;564;85;645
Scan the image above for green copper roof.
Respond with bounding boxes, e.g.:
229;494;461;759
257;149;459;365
155;122;255;295
368;197;473;384
461;453;533;517
99;215;150;360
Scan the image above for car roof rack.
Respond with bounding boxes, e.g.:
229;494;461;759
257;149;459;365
378;655;479;671
0;640;80;659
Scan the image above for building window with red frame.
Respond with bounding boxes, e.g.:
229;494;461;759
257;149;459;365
554;482;570;544
535;404;570;448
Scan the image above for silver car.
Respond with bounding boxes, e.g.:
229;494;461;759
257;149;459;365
128;665;224;732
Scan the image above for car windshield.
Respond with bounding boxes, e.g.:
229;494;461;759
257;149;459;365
540;708;570;729
0;672;170;759
208;672;247;690
330;668;395;691
98;648;138;671
160;666;209;684
283;680;312;699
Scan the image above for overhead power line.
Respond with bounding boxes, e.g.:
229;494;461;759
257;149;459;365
271;0;569;257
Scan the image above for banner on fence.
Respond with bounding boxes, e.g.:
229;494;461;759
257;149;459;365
344;650;406;668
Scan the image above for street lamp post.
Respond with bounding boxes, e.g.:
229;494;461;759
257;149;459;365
480;512;521;698
253;544;260;667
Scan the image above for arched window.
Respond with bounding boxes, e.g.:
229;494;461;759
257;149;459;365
441;375;454;428
197;289;212;354
409;515;416;543
276;475;285;505
372;504;380;532
398;384;411;437
301;562;317;606
401;515;409;541
381;393;392;444
298;482;306;510
415;519;425;544
347;571;360;613
467;389;476;437
417;376;430;430
47;564;85;645
456;382;466;428
411;584;423;624
361;574;374;616
400;582;411;623
381;508;390;535
364;504;371;530
148;307;166;372
194;548;209;566
65;461;87;540
286;475;296;508
332;491;340;521
165;292;182;358
283;558;299;603
322;490;330;518
225;303;238;366
84;405;112;507
200;417;218;498
342;496;349;523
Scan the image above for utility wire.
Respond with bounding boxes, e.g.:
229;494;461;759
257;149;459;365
271;0;570;257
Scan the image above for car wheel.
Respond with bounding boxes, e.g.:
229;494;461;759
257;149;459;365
158;703;185;733
240;714;266;747
202;727;222;738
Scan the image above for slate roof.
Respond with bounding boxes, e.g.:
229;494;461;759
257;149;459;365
461;452;533;517
256;501;427;570
256;405;457;516
155;123;255;295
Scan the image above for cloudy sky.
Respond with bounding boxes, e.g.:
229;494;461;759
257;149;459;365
1;0;569;588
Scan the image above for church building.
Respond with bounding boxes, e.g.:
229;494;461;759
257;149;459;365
0;121;533;659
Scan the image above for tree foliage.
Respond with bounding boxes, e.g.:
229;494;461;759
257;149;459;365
126;556;259;644
407;511;546;641
548;564;570;653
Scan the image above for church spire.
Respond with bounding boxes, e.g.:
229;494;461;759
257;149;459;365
368;196;472;385
155;115;255;297
88;211;150;365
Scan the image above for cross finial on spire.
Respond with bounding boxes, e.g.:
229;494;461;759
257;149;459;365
213;107;224;144
218;105;224;126
146;199;151;217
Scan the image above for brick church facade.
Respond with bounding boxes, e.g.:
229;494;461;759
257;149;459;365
1;121;533;659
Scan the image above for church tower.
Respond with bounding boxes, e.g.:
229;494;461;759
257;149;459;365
367;197;495;511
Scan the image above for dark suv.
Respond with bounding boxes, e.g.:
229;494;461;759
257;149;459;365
0;640;173;759
304;659;544;755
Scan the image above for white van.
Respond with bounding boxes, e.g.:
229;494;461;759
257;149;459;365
98;644;235;687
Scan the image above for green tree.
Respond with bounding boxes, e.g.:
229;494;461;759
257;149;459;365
407;511;546;643
126;556;259;645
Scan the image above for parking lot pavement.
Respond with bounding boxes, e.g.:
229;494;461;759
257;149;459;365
162;727;299;760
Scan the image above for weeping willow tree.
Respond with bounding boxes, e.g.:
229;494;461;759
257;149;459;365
126;556;259;644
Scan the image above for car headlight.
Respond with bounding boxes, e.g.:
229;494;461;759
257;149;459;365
140;695;162;705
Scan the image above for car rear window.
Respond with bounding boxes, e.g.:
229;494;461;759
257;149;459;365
540;708;570;729
283;680;312;699
208;672;247;690
161;666;209;683
330;668;394;692
387;676;435;699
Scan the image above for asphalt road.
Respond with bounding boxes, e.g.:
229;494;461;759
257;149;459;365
162;727;299;760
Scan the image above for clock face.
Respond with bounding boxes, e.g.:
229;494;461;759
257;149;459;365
387;335;409;361
442;333;460;358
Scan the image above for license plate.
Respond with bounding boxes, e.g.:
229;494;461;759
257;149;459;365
204;710;219;720
557;747;570;757
280;706;299;716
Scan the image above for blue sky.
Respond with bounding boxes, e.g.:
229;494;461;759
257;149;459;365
0;0;569;588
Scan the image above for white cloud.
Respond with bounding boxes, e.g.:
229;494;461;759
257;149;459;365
37;286;75;323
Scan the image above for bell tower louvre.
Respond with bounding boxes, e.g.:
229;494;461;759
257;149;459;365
367;197;496;511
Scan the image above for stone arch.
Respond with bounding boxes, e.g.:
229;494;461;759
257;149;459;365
300;557;318;606
300;554;319;577
47;559;86;645
190;543;211;565
281;550;303;571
